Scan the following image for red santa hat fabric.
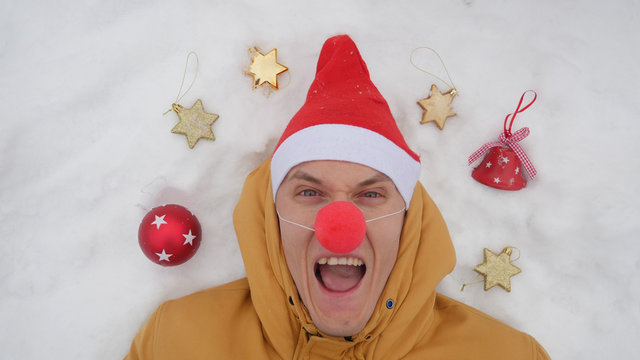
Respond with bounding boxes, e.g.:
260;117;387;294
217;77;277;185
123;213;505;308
271;35;421;208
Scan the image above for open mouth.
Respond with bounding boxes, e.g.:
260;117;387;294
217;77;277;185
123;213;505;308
314;257;367;292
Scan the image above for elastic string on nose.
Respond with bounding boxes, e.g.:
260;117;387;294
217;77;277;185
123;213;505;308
276;209;316;231
275;207;405;232
365;208;405;223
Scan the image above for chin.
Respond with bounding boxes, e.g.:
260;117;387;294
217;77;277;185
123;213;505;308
303;253;377;337
315;316;368;337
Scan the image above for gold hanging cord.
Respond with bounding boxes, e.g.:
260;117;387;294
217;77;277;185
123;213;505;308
410;46;458;95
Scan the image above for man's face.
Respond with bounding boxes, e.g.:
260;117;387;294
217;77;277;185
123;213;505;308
275;160;405;337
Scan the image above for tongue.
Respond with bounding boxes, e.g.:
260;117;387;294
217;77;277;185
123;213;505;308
319;264;364;292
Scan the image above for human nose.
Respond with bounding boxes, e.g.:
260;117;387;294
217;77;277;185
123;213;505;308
314;201;366;254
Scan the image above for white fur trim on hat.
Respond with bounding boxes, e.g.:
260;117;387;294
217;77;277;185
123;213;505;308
271;124;421;209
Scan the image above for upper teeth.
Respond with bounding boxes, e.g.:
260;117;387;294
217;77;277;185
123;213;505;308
317;257;364;266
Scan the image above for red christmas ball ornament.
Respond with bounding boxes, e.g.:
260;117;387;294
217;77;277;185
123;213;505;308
138;204;202;266
314;201;366;254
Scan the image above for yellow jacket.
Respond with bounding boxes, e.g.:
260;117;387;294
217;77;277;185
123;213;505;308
126;159;549;359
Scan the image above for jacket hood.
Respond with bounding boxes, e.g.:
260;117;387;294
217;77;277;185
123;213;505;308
233;158;456;359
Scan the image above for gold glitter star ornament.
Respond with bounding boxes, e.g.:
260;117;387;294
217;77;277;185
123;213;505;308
417;84;457;129
248;47;288;89
474;247;521;292
171;99;219;149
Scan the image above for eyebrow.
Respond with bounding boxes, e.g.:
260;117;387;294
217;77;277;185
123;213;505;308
288;171;323;185
287;170;392;188
357;173;392;187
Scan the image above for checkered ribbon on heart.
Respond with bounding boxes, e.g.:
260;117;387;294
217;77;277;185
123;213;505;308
468;91;538;179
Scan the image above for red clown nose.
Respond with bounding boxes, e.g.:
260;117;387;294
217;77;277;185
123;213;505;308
314;201;366;254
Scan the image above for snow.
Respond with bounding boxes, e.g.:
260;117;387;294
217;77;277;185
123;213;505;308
1;0;638;358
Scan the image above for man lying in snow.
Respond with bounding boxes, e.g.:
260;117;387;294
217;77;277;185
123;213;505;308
126;35;549;359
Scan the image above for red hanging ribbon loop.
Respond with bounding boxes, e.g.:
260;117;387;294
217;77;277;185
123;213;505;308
504;90;537;138
469;91;538;179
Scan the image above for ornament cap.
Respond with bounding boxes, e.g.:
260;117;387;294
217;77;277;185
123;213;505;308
172;103;183;113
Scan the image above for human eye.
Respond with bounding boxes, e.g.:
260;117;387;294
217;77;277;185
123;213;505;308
299;189;319;197
358;187;386;201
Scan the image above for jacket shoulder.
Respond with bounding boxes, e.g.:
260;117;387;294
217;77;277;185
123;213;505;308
414;293;549;360
126;278;275;360
168;277;252;310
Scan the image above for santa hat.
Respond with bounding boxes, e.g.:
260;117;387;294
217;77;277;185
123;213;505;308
271;35;421;208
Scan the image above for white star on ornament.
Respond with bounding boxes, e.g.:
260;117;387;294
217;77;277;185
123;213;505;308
486;162;492;168
515;167;520;174
502;156;510;164
151;215;167;229
493;177;501;184
156;249;173;262
182;230;196;246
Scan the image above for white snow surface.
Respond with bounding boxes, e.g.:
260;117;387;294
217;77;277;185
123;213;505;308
1;1;638;359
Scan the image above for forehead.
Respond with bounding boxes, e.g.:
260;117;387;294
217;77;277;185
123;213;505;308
283;160;392;185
